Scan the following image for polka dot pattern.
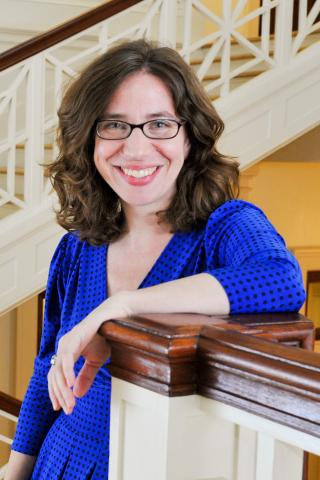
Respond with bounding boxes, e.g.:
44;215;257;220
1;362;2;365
11;199;306;478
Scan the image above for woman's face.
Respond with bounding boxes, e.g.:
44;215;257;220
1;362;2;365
93;71;190;209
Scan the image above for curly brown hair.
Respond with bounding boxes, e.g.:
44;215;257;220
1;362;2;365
47;39;239;246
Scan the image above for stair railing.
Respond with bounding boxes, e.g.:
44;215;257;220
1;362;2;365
99;311;319;480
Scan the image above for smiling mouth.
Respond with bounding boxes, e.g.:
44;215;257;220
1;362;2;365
119;166;160;178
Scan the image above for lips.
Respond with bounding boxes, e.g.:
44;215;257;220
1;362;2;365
115;164;163;186
120;166;158;178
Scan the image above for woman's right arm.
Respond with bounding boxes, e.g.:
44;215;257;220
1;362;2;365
5;451;36;480
6;234;71;476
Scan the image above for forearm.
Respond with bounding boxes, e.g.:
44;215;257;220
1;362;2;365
124;273;230;317
5;451;36;480
84;274;229;338
52;274;229;406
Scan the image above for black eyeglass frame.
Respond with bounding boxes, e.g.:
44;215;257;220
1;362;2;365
95;118;185;140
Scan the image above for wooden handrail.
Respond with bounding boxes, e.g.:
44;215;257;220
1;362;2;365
100;312;320;437
198;326;320;437
0;391;21;417
0;0;143;72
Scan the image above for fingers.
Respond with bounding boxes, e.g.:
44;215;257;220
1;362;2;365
47;326;111;413
61;353;76;388
48;370;61;412
48;361;76;415
72;361;100;398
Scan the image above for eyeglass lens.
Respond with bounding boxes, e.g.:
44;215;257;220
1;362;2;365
97;119;179;139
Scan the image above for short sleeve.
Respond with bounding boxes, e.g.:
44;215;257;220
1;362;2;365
203;201;306;314
11;233;69;456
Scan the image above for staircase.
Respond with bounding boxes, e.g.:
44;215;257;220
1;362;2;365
0;0;320;314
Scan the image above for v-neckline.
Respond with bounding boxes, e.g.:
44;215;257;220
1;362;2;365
104;231;179;298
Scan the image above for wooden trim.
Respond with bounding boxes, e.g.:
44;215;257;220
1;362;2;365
100;312;315;397
101;313;320;437
306;270;320;323
307;271;320;284
0;0;143;71
198;326;320;438
0;391;21;417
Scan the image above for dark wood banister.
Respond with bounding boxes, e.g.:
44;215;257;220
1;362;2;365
100;312;320;438
0;0;144;72
0;392;21;417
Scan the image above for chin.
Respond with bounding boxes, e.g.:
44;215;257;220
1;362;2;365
121;192;171;209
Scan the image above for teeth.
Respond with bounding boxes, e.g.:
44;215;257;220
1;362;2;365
121;166;158;178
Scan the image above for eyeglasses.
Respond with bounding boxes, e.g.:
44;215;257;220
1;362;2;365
95;118;184;140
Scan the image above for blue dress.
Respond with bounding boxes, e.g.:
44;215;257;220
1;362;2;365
11;200;306;479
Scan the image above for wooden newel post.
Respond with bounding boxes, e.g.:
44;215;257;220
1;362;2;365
100;313;320;480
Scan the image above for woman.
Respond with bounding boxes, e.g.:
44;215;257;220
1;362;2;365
6;39;305;479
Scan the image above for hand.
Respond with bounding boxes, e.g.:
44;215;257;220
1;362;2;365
48;332;111;414
47;292;133;415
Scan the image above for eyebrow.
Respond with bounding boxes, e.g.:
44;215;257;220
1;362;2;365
103;111;177;119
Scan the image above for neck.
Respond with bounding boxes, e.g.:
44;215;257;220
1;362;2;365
121;201;172;244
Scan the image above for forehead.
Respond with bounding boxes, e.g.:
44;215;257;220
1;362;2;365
105;71;176;115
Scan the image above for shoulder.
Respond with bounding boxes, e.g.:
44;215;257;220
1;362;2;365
205;199;268;232
51;231;90;281
203;199;282;251
54;231;85;259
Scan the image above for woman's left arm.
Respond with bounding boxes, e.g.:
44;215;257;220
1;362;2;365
111;273;230;318
50;203;306;412
49;273;229;414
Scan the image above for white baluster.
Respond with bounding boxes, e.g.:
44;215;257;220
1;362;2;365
99;22;109;53
261;0;271;57
219;0;232;97
220;35;231;97
273;0;294;65
181;0;193;64
24;55;45;207
298;0;308;34
7;94;16;203
255;432;275;480
159;0;176;47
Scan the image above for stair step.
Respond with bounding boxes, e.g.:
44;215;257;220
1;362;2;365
202;70;265;82
0;194;23;220
0;167;24;176
14;144;53;150
190;53;255;65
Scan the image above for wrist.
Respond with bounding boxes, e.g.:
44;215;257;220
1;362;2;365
96;290;136;336
94;290;135;331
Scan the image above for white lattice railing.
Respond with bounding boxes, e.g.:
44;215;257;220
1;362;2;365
0;0;320;221
0;409;18;479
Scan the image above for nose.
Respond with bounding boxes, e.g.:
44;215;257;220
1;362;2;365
122;126;153;158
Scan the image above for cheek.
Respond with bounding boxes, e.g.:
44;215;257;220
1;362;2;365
93;139;104;165
156;141;188;166
93;139;118;171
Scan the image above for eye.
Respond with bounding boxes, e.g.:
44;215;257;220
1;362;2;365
150;119;171;129
102;121;127;130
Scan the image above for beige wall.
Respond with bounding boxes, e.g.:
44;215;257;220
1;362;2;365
242;161;320;247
